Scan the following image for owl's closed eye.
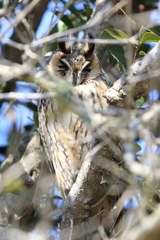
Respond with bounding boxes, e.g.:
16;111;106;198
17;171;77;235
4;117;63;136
48;35;110;88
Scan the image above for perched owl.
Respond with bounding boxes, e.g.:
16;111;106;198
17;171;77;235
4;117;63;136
38;36;111;200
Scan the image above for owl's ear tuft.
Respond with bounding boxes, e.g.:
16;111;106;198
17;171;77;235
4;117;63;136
84;34;95;58
58;41;71;54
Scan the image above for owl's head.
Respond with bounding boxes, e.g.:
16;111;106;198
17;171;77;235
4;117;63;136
48;35;105;86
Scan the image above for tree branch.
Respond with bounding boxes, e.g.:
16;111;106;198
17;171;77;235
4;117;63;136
106;41;160;108
0;133;42;229
3;0;50;63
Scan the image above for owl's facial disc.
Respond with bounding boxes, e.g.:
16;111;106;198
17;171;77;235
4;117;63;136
61;57;91;86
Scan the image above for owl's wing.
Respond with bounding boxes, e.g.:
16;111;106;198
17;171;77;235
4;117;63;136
38;77;110;199
38;100;56;176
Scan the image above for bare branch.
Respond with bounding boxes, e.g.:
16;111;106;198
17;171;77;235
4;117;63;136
106;42;160;108
0;92;55;100
29;0;129;48
0;133;42;228
1;0;40;38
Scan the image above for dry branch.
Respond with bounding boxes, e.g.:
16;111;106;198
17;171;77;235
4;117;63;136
0;133;42;231
2;0;50;63
106;41;160;108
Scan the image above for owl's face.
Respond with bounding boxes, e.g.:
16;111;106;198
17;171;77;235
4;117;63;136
48;39;103;86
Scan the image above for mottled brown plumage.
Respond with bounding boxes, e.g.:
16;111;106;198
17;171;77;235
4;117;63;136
38;37;111;199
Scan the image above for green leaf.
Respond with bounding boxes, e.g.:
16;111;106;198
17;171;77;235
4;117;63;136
0;81;16;93
108;185;121;197
139;25;149;40
136;96;144;108
33;112;39;128
138;43;151;56
69;5;86;24
0;82;7;93
110;52;126;73
49;25;59;52
142;181;160;196
142;182;155;194
139;26;160;42
0;146;7;155
149;28;160;36
101;28;129;40
146;204;156;211
18;101;37;112
139;51;146;56
107;45;126;70
5;179;25;194
57;20;68;32
145;0;158;6
83;0;93;19
134;142;142;153
140;32;160;44
59;15;74;28
49;24;58;35
101;173;114;184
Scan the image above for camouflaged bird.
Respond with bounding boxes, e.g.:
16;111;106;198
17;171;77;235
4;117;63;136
38;35;111;200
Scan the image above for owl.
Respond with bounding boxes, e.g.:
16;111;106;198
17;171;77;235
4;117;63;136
38;36;111;200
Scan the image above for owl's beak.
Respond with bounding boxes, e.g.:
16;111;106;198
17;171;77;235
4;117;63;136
72;71;78;86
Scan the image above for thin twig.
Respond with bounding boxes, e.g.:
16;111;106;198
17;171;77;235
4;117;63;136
69;219;73;240
0;0;40;38
29;0;129;48
2;37;139;51
0;92;55;100
40;0;74;39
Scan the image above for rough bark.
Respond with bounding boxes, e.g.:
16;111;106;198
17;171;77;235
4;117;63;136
106;42;160;108
0;133;42;230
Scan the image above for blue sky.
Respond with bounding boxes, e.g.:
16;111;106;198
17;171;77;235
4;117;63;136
0;1;56;159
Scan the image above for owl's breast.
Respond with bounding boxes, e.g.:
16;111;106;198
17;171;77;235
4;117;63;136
39;99;91;198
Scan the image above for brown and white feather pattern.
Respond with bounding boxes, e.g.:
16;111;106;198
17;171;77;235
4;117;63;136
38;40;110;199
